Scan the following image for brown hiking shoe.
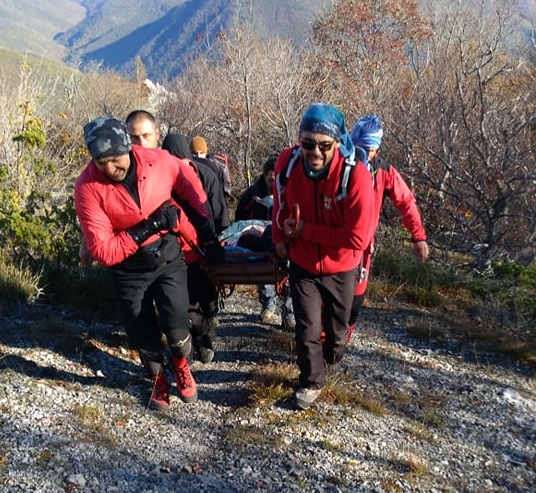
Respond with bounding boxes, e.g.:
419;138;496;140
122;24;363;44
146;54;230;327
171;357;198;403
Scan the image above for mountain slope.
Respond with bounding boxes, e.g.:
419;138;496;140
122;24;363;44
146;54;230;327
0;0;533;83
0;0;85;60
66;0;234;80
56;0;326;80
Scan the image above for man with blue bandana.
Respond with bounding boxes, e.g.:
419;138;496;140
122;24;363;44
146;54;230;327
348;114;429;333
272;103;375;410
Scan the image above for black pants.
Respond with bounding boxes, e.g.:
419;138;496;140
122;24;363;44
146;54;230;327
187;262;218;350
108;254;191;377
289;262;357;389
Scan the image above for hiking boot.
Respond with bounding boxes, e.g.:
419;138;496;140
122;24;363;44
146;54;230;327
281;315;296;331
195;335;214;364
171;357;198;403
207;316;219;329
258;309;279;325
295;387;322;410
149;374;170;412
198;346;215;364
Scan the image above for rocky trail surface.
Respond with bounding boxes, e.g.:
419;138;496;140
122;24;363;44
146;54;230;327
0;289;534;492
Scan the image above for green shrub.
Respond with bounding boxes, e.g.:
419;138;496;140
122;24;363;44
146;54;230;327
372;227;459;307
469;262;536;341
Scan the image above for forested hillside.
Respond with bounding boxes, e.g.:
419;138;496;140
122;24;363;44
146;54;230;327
56;0;327;80
0;0;533;82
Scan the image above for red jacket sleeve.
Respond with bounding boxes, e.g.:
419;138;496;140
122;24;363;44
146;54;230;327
382;165;427;242
74;166;140;267
75;148;212;267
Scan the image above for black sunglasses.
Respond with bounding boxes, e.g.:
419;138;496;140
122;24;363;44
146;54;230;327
300;138;336;152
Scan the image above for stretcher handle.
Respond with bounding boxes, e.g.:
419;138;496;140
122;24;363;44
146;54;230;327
177;226;207;265
284;203;300;245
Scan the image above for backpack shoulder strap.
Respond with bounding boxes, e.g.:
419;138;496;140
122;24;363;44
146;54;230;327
277;145;301;187
278;146;361;202
354;146;368;169
336;148;357;201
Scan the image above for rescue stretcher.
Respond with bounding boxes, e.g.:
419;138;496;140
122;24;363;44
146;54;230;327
178;225;287;299
202;251;288;298
178;205;299;299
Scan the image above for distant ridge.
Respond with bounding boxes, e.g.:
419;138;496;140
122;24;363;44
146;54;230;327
56;0;325;81
0;0;533;83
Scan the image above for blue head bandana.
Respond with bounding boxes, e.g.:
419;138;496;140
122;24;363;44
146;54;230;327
350;114;383;149
84;116;132;160
300;103;354;158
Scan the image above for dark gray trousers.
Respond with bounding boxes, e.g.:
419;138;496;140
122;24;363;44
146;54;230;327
289;262;357;389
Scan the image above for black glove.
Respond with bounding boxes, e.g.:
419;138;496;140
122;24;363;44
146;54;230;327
127;200;179;245
203;241;225;264
196;219;217;245
149;200;179;230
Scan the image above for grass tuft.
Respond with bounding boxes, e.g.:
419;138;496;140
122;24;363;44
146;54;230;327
0;257;43;304
323;372;385;415
250;363;297;405
71;404;116;447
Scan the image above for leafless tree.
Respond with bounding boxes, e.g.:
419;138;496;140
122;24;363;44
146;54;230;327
312;0;430;120
156;15;321;192
312;0;534;268
390;0;536;268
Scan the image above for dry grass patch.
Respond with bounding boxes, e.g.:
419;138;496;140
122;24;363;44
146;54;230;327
402;454;429;478
270;330;296;353
422;409;445;429
403;423;437;442
382;453;429;489
250;362;298;406
250;362;386;415
323;372;385;415
320;438;341;452
224;424;278;453
71;404;116;447
0;258;43;304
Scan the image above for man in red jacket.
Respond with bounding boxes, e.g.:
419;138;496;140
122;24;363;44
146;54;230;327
272;103;375;410
348;114;429;334
75;117;223;412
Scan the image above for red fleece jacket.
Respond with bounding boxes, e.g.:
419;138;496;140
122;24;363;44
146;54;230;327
75;145;209;267
272;146;375;275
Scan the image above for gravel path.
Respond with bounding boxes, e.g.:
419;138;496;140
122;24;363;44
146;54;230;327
0;289;534;492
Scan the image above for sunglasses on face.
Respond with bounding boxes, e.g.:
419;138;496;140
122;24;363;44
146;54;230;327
300;138;336;152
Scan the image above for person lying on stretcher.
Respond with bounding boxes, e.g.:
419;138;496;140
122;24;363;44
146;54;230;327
218;220;275;262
